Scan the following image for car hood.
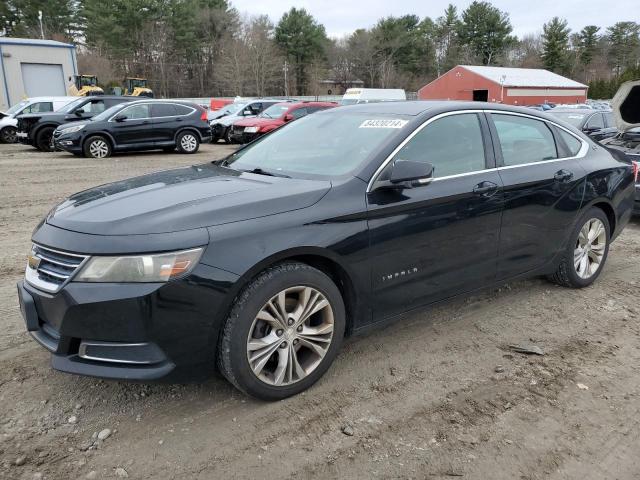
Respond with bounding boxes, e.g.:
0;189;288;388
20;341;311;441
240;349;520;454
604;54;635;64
235;117;283;128
46;163;331;235
612;80;640;132
56;119;87;130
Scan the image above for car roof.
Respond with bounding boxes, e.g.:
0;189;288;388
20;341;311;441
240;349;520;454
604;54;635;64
550;108;597;114
122;99;199;107
282;101;337;108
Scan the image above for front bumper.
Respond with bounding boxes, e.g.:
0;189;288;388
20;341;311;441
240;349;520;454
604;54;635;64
53;133;82;153
230;130;261;144
17;260;239;381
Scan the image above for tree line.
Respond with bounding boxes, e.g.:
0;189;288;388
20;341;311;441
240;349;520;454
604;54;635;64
1;0;639;99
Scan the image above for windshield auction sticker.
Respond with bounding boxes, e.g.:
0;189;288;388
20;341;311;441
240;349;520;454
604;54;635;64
359;119;409;129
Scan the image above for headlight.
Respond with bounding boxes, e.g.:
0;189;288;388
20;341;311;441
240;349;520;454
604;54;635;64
74;248;203;283
58;124;86;135
244;126;259;133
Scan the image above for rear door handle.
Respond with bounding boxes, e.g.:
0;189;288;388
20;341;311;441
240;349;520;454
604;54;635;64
473;181;498;196
554;169;573;182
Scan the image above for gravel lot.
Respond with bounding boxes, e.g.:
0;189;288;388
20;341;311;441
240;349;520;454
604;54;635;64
1;143;639;480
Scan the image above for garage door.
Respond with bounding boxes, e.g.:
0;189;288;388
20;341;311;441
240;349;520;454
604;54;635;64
21;63;66;97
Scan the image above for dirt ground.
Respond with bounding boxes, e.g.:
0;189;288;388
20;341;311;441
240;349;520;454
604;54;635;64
1;142;639;480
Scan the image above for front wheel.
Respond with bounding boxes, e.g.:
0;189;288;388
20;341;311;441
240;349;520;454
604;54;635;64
218;263;345;400
35;127;55;152
83;136;112;158
0;126;17;143
548;207;610;288
176;131;200;154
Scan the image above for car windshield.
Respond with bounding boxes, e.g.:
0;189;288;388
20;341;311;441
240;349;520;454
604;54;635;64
550;112;587;127
259;104;289;119
58;97;86;113
224;112;411;178
5;100;30;115
90;104;124;122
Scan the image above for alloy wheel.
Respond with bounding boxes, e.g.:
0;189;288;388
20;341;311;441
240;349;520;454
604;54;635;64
180;134;197;152
89;139;109;158
574;218;606;279
1;127;17;143
246;286;334;386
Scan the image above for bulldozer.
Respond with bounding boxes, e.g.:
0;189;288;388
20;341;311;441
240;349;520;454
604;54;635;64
123;77;154;97
68;75;104;96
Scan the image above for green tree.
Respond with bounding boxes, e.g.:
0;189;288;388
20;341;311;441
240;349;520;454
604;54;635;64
578;25;600;68
275;7;328;95
0;0;79;40
542;17;571;73
457;1;515;65
607;21;640;76
434;4;460;75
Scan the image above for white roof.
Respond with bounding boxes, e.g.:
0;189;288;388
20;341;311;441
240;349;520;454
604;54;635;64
461;65;587;89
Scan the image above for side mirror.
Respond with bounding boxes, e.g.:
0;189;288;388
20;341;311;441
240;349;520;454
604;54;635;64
376;160;434;190
284;114;294;122
74;108;85;116
114;114;127;122
242;109;252;116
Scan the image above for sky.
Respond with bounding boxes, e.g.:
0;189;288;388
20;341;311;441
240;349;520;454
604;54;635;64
231;0;638;38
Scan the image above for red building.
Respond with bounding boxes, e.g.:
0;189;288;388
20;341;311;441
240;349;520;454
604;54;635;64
418;65;588;105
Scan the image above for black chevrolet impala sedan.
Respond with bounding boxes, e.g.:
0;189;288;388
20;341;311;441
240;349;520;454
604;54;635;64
17;101;635;400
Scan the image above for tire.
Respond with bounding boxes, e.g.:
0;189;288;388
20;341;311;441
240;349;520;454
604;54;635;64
83;136;112;159
0;126;17;143
35;127;55;152
223;127;233;144
176;131;200;154
548;207;610;288
218;262;346;401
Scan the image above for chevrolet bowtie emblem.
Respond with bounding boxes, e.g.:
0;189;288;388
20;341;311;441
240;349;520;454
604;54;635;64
27;254;41;270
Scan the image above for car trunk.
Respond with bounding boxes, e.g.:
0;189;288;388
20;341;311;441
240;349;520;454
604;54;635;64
612;80;640;132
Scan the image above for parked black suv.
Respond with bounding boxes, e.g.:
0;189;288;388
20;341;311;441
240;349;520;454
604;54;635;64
16;96;136;151
53;100;211;158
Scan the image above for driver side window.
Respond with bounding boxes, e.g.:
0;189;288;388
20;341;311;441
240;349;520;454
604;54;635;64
119;104;150;120
392;113;486;178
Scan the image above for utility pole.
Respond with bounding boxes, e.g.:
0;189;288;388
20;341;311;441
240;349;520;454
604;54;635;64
38;11;44;39
283;60;289;97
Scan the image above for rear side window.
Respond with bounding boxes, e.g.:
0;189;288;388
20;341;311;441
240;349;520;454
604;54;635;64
151;103;177;117
393;113;486;178
585;113;604;129
557;129;583;157
174;105;194;116
492;114;557;166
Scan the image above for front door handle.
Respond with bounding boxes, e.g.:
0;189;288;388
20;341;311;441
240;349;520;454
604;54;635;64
473;181;498;197
554;169;573;182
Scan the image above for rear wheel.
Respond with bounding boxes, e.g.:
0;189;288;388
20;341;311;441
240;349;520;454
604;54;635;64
548;207;610;288
218;262;345;400
0;126;17;143
83;136;112;158
176;131;199;154
35;127;55;152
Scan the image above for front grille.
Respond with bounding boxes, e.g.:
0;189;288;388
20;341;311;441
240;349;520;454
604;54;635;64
25;244;88;293
232;125;244;135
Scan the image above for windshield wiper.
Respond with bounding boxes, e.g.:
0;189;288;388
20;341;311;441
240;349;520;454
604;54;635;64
240;167;291;178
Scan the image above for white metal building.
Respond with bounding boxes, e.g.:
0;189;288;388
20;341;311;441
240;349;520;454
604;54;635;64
0;37;78;111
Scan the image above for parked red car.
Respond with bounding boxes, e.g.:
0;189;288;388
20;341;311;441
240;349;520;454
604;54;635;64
230;101;337;143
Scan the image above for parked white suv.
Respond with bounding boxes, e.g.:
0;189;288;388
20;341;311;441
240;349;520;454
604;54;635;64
0;97;76;143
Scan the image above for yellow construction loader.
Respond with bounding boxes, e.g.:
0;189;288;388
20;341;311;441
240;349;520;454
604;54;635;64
68;75;104;96
123;77;154;97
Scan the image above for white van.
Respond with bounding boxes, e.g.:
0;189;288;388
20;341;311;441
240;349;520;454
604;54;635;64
339;88;406;106
0;96;76;143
